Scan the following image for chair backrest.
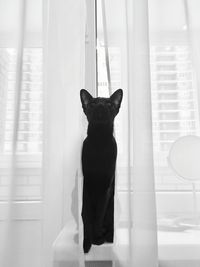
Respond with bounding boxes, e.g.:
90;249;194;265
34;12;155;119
168;135;200;182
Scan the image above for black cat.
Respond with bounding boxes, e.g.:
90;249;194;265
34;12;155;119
80;88;123;253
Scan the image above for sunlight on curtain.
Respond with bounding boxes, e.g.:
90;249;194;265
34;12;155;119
0;0;43;267
1;0;200;266
0;0;85;267
149;1;200;264
97;0;158;266
97;0;200;266
43;0;85;267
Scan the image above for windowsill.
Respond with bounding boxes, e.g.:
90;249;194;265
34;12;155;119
158;231;200;262
53;223;200;263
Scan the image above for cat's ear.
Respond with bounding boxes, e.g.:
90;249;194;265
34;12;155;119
80;89;93;109
110;89;123;109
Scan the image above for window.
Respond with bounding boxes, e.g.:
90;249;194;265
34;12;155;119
0;48;43;154
151;45;200;191
0;48;43;201
96;4;200;193
0;0;43;201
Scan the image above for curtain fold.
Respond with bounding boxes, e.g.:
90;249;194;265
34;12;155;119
0;0;85;267
123;0;158;266
97;0;158;266
149;0;200;265
1;1;28;267
42;0;85;266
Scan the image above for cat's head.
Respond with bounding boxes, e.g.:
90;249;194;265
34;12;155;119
80;89;123;124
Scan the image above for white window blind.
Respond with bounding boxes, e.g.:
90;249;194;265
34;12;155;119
0;47;43;201
0;48;43;154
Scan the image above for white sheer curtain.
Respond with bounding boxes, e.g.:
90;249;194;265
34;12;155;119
0;0;157;266
0;0;85;267
1;0;200;267
42;4;158;267
43;0;85;266
0;1;43;267
97;0;200;266
124;0;158;266
97;0;158;266
149;1;200;266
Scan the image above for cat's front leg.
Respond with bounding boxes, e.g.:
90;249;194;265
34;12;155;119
103;178;115;243
81;184;93;253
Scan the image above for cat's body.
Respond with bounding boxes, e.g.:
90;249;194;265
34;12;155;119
80;89;123;253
